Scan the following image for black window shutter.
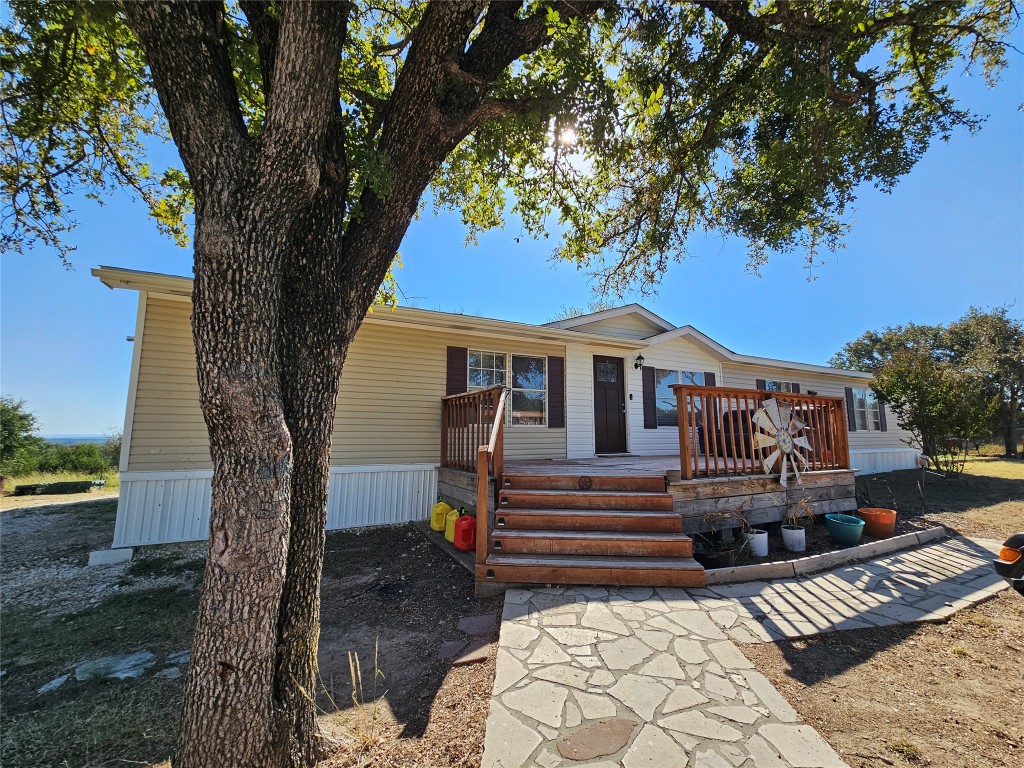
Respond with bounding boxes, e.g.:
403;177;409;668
755;378;766;391
642;366;657;429
876;393;888;431
446;346;468;396
704;372;716;386
791;383;801;394
844;387;858;431
548;356;565;428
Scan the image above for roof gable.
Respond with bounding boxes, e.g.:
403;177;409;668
543;304;675;336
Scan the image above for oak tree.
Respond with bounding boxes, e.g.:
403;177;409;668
2;1;1017;765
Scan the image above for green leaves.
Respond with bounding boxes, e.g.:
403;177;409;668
2;0;1017;295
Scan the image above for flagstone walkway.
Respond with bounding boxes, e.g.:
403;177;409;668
481;536;1006;768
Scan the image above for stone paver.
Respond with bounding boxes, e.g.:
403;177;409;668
481;535;1004;767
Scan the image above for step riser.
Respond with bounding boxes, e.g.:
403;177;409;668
476;563;705;588
491;537;692;558
499;492;674;511
501;474;666;493
495;512;681;533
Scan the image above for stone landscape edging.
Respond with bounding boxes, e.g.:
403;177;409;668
703;526;946;585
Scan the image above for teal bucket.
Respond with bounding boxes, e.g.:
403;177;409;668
825;513;865;545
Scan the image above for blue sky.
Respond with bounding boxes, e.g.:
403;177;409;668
2;52;1022;436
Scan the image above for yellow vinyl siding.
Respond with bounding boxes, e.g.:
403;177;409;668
127;297;567;471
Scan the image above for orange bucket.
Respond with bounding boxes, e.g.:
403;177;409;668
859;508;897;539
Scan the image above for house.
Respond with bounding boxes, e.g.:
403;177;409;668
94;266;918;588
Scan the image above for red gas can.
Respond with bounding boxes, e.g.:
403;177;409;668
453;514;476;552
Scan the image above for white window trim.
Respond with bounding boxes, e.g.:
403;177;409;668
851;386;882;431
467;350;549;428
654;368;706;428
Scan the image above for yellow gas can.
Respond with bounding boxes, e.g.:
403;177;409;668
430;496;452;532
444;507;462;543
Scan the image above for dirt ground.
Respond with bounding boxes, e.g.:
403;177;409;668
724;457;1024;566
0;500;501;768
742;590;1024;768
742;456;1024;768
0;487;119;511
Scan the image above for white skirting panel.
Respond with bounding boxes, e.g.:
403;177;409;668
114;465;437;548
849;448;920;475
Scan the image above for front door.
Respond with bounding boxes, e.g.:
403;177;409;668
593;356;627;454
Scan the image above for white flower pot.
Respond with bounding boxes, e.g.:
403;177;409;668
781;525;806;552
745;529;769;557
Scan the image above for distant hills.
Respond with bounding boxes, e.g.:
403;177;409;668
39;435;109;446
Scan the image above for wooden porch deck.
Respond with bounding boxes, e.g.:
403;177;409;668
440;385;854;593
505;454;756;479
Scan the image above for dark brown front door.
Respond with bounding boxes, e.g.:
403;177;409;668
593;356;627;454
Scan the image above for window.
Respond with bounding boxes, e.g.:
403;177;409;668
467;350;547;426
655;369;705;427
852;387;882;431
468;350;506;388
762;380;794;393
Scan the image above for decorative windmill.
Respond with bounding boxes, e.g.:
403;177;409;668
752;398;813;487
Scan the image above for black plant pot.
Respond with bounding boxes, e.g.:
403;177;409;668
693;548;737;569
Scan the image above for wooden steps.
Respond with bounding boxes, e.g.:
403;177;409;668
495;508;682;533
476;554;704;588
491;529;693;557
498;489;674;511
480;472;704;588
501;474;666;493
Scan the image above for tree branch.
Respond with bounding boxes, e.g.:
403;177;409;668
259;1;349;203
239;0;280;106
119;1;250;189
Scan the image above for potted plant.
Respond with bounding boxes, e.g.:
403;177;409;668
693;509;752;569
825;513;865;545
782;497;815;552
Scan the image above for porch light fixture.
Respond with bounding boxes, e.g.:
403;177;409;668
634;354;645;370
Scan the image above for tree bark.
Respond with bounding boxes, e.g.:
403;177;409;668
116;3;603;766
177;205;295;768
1004;389;1019;458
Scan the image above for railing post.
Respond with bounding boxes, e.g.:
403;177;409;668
476;446;489;566
675;386;694;480
440;399;449;468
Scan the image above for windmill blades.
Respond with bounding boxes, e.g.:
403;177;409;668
788;416;807;435
779;404;793;427
794;448;809;470
790;454;802;484
754;432;778;450
752;409;775;432
779;454;789;487
763;399;783;430
763;448;781;474
793;435;812;452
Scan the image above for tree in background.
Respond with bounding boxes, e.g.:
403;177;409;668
828;323;945;372
833;307;1024;461
873;349;996;475
945;307;1024;457
3;1;1017;765
0;395;41;476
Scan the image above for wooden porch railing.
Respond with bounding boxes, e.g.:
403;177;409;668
440;385;506;564
671;384;850;481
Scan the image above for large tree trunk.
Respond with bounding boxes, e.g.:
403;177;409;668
1005;390;1020;458
270;189;352;766
177;211;295;768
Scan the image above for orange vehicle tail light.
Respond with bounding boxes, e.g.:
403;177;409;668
998;546;1022;563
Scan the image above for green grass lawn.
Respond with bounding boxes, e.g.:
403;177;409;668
3;469;120;494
